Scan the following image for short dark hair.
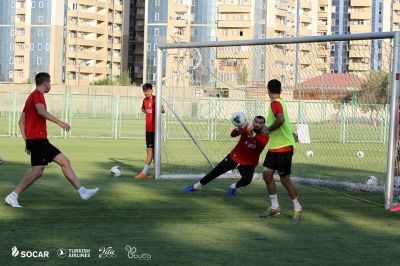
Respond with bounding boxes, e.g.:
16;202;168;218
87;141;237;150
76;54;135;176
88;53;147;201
267;79;281;94
35;72;51;86
142;83;153;91
254;115;265;123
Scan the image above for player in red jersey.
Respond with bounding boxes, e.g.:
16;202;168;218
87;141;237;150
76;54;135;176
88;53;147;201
133;83;165;179
183;116;268;196
4;72;99;208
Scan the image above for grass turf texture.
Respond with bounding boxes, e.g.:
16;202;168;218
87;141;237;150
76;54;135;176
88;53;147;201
0;138;399;265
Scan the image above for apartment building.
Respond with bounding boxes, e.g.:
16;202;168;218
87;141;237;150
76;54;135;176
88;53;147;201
127;0;144;85
0;0;64;83
65;0;124;84
141;0;397;91
0;0;126;85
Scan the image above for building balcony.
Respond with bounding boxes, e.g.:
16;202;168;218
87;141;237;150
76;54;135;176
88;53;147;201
318;12;327;19
348;62;370;71
136;13;145;20
317;25;327;32
170;19;188;28
276;8;287;17
350;0;372;7
300;1;312;10
394;15;400;24
77;38;97;47
217;20;251;28
173;5;189;13
218;4;251;13
394;3;400;10
275;23;287;32
14;35;26;43
299;28;312;36
350;11;371;20
349;24;371;33
16;7;26;14
300;15;312;23
112;43;122;50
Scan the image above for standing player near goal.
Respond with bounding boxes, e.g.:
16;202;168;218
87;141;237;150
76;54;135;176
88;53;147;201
4;72;99;208
133;83;165;179
183;116;268;196
260;79;303;221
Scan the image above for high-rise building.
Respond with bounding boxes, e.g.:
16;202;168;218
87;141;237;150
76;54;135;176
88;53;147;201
0;0;126;84
0;0;64;83
127;0;144;85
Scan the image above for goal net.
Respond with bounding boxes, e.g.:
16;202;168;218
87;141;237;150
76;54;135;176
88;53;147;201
154;33;400;208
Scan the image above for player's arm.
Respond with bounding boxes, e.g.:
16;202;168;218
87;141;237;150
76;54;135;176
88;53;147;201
35;103;70;131
262;101;284;136
18;112;26;140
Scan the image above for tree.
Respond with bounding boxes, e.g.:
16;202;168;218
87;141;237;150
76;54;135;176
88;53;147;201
118;71;132;86
236;65;248;85
358;70;389;124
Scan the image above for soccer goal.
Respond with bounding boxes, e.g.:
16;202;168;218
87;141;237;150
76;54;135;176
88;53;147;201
153;32;400;209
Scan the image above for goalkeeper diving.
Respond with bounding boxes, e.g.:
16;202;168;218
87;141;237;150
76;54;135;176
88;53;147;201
184;115;269;196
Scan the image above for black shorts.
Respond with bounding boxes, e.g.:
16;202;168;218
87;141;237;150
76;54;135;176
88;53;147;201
263;150;293;176
26;139;61;166
146;132;155;148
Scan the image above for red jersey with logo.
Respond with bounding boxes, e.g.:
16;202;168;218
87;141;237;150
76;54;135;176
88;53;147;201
229;126;269;165
142;96;156;132
269;100;293;152
23;89;47;139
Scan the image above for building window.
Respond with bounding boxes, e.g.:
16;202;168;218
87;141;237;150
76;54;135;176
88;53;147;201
38;29;42;36
38;1;43;8
223;29;228;36
37;43;42;50
10;43;14;50
46;43;50;51
9;71;14;78
37;57;42;65
155;0;160;6
30;43;34;50
10;29;14;36
239;30;244;36
155;13;159;21
154;28;159;36
147;43;151;51
38;16;43;22
11;1;16;8
154;43;157;51
31;1;35;8
9;57;13;64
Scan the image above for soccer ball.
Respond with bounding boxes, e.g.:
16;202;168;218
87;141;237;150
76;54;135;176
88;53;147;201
356;151;364;158
231;112;247;128
366;175;378;186
305;150;314;157
110;166;122;177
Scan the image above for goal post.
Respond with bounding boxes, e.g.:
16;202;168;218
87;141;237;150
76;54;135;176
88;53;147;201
154;32;400;209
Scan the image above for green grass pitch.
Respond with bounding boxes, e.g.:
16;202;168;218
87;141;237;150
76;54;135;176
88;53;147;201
0;138;399;265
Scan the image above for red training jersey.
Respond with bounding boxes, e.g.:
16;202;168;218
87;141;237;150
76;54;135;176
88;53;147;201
142;96;156;132
23;89;47;139
229;126;269;165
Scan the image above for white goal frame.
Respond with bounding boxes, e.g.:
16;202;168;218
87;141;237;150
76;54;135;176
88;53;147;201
154;32;400;210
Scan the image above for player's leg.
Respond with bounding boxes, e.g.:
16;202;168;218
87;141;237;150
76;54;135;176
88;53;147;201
277;150;302;221
260;152;281;218
5;139;47;207
5;165;45;208
51;143;99;200
227;165;256;197
184;155;237;192
134;132;154;179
